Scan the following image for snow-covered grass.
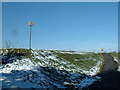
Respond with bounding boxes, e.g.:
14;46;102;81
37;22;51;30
50;50;104;74
111;53;119;63
111;53;120;72
0;49;104;75
0;49;102;88
112;53;119;60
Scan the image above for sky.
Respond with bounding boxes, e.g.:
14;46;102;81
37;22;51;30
1;0;120;2
2;2;118;52
0;2;2;49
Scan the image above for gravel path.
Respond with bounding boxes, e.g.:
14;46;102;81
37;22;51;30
88;53;120;89
101;53;119;72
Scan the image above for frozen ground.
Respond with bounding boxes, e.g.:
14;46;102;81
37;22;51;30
0;49;106;88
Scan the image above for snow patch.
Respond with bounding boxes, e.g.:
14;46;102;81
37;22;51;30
82;61;102;75
79;77;97;88
60;51;87;55
0;49;102;88
117;65;120;72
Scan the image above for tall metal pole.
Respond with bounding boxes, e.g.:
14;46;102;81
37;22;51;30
29;26;32;49
28;21;34;50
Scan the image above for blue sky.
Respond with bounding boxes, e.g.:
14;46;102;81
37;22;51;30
0;2;2;48
2;2;118;52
